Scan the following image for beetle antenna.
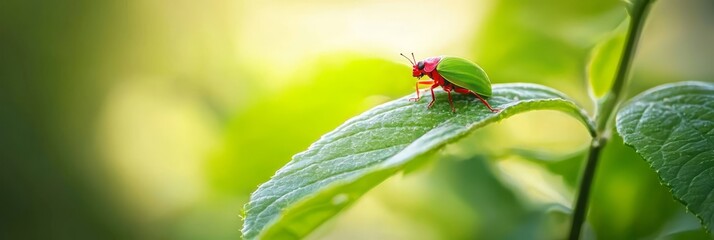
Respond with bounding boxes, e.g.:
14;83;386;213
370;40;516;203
411;53;416;64
400;53;415;65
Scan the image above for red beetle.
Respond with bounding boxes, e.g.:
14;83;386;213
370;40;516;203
401;53;499;113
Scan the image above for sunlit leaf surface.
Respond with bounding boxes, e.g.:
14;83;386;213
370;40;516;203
242;83;594;239
616;81;714;232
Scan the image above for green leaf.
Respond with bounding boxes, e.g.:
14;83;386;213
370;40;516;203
588;18;628;98
242;83;594;239
615;81;714;232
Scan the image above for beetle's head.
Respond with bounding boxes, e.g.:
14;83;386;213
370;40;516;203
413;61;426;78
401;53;425;78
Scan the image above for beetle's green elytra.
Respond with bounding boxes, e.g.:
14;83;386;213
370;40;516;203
437;56;492;97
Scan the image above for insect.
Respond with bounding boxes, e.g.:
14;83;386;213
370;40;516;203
401;53;499;113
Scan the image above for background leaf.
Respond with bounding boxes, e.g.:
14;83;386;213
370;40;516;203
615;81;714;232
588;18;629;98
241;83;594;239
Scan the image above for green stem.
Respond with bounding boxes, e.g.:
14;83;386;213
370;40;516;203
568;1;654;239
568;137;605;240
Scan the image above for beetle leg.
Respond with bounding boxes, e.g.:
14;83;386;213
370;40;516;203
446;89;456;113
453;87;499;112
426;83;439;109
409;80;434;102
473;93;500;112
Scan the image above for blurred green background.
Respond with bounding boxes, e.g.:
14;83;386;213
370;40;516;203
1;0;713;239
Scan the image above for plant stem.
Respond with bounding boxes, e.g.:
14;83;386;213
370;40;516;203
568;1;654;239
568;137;605;240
